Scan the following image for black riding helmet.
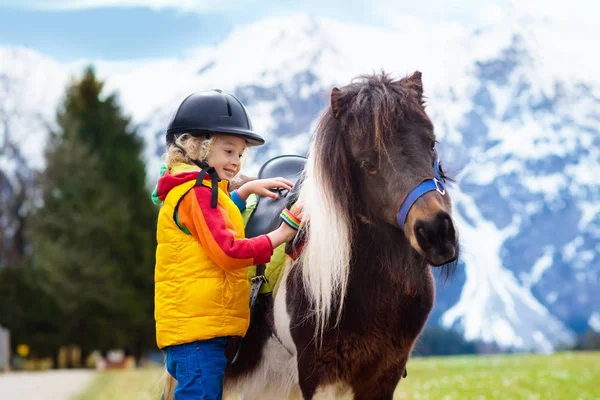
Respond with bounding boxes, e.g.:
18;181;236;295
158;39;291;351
166;89;265;146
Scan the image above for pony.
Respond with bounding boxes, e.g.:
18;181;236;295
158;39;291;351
163;71;459;400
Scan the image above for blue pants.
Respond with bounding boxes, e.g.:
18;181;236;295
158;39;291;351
165;337;228;400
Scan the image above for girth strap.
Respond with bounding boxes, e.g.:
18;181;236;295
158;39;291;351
249;264;267;310
231;263;268;365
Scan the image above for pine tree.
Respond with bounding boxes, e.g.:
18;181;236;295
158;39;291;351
28;67;157;358
63;67;158;355
29;126;132;353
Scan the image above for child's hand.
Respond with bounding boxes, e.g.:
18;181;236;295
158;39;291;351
267;202;305;248
290;201;305;221
237;177;294;200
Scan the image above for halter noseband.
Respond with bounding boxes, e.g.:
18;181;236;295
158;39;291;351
396;152;446;228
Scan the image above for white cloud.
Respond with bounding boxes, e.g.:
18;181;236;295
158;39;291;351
369;0;599;34
0;0;250;12
4;0;600;35
477;3;508;24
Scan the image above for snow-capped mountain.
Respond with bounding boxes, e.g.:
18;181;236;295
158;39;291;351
1;11;598;352
0;47;70;183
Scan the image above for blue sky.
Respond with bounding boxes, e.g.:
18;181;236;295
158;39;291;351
0;0;479;61
0;1;594;61
0;6;236;60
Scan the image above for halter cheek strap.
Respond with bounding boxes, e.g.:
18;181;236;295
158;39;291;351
396;154;446;228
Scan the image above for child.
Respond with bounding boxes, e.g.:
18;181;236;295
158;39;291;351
152;89;303;400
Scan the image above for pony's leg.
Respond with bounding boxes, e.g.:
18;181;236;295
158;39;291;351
296;354;321;400
296;351;354;400
350;357;408;400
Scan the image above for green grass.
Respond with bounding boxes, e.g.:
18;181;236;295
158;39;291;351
71;365;166;400
394;352;600;400
73;352;600;400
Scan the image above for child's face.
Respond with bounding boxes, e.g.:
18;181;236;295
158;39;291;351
205;135;247;180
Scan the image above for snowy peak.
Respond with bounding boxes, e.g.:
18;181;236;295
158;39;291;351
0;47;71;179
441;188;576;352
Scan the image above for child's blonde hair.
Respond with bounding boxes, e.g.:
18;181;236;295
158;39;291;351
163;133;248;169
164;133;214;168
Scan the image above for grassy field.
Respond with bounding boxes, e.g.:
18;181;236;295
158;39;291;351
393;351;599;400
72;351;600;400
71;365;165;400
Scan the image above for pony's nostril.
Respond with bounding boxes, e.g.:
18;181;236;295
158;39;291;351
441;214;456;242
415;224;431;253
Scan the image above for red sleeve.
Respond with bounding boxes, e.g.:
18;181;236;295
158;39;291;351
178;185;273;270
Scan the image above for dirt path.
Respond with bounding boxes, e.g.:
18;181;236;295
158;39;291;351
0;369;95;400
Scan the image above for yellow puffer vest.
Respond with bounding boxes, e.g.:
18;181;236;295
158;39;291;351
154;179;250;349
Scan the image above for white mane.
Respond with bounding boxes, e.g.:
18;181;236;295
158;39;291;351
297;146;352;338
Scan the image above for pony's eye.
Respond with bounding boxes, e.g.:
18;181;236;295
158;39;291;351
361;160;377;175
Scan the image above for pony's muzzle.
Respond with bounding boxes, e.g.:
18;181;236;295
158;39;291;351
413;211;457;266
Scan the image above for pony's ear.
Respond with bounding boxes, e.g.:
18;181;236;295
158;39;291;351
406;71;424;99
330;87;341;119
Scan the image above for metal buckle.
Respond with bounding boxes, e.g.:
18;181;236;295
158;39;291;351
434;178;446;195
251;275;268;284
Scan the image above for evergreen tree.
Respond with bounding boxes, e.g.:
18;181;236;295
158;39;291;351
29;126;132;353
28;66;157;358
574;329;600;351
412;326;478;356
60;67;158;356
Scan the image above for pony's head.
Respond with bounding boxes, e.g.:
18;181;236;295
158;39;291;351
328;71;457;264
299;71;459;334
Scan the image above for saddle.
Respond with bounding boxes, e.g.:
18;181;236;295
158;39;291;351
244;154;307;239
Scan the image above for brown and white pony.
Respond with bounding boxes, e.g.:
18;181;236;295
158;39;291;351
164;71;459;400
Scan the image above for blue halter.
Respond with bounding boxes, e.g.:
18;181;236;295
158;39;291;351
396;154;446;228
